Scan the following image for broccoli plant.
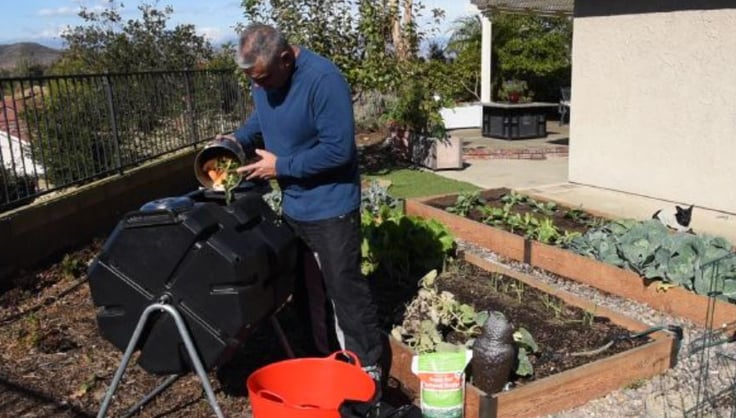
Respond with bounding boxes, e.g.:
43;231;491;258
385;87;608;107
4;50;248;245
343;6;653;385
361;180;398;217
567;220;736;300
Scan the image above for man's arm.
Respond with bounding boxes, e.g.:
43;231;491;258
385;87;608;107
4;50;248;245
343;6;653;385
230;111;261;149
275;73;355;179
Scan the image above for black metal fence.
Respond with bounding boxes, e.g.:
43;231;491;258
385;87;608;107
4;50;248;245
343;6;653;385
0;69;251;211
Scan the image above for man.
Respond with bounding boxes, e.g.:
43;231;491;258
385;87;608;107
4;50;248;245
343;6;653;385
218;24;383;381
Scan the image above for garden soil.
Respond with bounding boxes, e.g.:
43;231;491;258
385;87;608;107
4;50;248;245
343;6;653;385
428;188;598;235
435;261;646;393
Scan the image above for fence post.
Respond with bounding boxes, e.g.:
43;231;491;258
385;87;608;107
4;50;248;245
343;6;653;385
184;72;199;147
103;75;124;174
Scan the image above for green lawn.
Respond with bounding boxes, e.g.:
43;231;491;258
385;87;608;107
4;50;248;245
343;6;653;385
362;169;479;199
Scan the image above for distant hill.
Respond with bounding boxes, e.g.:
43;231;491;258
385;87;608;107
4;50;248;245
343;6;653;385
0;43;62;70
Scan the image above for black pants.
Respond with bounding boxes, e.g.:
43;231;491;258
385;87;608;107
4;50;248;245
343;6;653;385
285;210;382;367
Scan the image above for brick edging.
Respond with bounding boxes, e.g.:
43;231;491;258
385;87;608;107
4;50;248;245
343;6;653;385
464;146;568;160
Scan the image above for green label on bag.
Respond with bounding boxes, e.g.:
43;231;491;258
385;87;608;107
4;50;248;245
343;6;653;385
411;351;472;418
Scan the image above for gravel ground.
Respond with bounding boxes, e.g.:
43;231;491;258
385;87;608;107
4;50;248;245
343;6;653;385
459;241;736;418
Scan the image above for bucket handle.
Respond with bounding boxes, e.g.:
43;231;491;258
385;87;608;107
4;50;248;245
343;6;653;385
257;390;320;410
328;350;362;368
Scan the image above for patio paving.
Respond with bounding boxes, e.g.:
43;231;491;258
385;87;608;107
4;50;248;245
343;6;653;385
455;122;569;160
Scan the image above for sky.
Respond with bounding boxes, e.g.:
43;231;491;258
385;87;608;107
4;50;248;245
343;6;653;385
0;0;480;49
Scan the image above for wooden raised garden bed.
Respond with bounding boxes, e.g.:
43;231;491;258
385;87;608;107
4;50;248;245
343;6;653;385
405;191;736;328
387;252;677;418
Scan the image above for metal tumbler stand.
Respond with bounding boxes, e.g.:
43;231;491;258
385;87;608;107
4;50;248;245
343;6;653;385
97;296;295;418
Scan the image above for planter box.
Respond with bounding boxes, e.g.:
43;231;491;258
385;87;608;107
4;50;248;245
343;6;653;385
393;134;463;170
387;252;677;418
405;194;736;328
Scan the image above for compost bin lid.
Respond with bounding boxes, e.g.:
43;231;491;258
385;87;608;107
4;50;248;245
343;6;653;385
140;197;194;213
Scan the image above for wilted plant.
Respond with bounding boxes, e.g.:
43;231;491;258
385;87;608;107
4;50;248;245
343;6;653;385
392;270;488;353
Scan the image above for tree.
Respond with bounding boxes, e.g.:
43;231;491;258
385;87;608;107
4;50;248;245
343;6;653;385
239;0;450;138
445;15;482;101
30;3;227;187
239;0;443;102
492;14;572;101
427;41;447;62
441;13;572;103
53;2;213;74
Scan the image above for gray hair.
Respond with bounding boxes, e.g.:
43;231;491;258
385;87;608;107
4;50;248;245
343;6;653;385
236;24;290;69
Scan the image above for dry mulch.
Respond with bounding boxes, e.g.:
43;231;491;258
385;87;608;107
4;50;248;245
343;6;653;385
0;243;309;418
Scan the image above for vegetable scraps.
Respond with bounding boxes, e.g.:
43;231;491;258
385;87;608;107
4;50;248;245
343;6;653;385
203;156;241;204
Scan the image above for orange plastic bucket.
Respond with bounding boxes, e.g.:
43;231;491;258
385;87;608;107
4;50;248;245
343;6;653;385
247;351;376;418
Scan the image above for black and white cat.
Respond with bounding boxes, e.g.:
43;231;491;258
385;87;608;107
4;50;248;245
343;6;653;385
652;204;694;232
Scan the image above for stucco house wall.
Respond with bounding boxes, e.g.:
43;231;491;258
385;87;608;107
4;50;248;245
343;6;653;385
569;2;736;214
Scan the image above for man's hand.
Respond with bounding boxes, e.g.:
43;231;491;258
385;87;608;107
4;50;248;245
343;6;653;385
238;149;278;180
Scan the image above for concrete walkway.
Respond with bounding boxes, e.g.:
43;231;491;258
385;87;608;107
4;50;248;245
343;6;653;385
435;124;736;243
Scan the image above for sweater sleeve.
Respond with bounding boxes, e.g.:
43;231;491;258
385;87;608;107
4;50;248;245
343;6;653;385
275;73;355;179
233;110;261;149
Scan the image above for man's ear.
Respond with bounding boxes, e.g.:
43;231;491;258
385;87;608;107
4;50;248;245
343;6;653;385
280;50;293;66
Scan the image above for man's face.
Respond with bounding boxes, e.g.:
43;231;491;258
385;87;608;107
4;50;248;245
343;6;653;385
242;50;293;91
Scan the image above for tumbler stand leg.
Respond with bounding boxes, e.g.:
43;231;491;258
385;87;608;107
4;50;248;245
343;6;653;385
97;300;224;418
270;315;295;358
120;374;180;418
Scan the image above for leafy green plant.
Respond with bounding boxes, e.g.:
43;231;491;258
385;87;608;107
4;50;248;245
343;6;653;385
447;191;485;217
361;180;398;217
477;205;506;226
531;218;560;244
557;231;582;247
582;306;597;328
567;220;736;300
530;200;557;216
513;327;539;376
511;282;525;303
500;191;529;207
361;207;455;285
19;313;42;349
541;294;564;319
60;254;87;280
564;207;589;223
505;213;523;234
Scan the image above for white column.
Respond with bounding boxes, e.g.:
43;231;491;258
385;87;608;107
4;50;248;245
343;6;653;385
480;13;493;103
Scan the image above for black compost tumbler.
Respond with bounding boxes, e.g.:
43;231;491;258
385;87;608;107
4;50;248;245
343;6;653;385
87;187;298;375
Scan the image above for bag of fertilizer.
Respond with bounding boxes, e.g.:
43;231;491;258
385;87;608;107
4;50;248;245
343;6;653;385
411;350;473;418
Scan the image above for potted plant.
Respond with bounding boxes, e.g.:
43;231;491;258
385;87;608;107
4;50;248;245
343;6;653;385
383;70;463;170
498;79;533;104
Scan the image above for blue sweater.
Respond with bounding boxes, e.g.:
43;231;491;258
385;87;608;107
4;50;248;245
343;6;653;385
233;49;360;222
